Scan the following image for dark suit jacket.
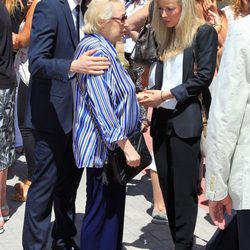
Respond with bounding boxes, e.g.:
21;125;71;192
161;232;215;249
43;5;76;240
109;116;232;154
26;0;83;134
151;24;218;139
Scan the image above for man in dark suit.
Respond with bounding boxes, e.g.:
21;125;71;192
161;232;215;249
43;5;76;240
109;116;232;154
23;0;110;249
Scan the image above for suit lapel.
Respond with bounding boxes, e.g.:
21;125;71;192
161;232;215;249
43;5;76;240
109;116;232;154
155;46;193;89
60;0;78;49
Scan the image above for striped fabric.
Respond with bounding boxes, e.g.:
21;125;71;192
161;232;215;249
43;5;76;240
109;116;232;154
73;33;140;168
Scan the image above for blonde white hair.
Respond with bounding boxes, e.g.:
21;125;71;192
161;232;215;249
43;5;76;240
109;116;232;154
83;0;122;34
152;0;205;60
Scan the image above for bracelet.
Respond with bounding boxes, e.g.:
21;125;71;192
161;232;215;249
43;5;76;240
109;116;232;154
160;91;164;102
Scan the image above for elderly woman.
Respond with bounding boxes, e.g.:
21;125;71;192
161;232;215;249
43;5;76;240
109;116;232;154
72;0;141;249
139;0;218;249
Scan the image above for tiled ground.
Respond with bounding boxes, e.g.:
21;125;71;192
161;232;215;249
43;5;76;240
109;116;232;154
0;153;216;250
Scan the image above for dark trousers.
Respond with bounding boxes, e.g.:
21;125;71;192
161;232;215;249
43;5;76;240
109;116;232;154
22;130;83;250
18;80;35;180
206;210;250;250
80;167;126;250
152;111;200;250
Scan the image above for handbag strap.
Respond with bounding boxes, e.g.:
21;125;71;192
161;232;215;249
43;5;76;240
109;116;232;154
76;76;110;183
76;76;105;141
148;0;154;23
139;0;154;30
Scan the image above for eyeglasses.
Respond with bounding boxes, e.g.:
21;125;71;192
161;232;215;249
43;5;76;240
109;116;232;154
111;14;127;23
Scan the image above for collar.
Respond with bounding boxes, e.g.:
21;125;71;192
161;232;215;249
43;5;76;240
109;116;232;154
67;0;82;12
90;33;117;59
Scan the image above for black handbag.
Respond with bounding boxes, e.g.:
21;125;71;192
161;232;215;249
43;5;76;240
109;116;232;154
130;1;158;65
109;130;152;185
206;214;238;250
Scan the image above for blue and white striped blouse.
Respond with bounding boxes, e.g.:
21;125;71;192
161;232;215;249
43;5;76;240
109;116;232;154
73;33;140;168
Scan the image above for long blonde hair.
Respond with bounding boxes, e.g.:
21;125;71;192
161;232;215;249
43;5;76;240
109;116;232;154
152;0;204;60
3;0;22;15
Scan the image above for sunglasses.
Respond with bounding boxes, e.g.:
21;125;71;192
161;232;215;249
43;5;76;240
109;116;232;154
111;14;127;23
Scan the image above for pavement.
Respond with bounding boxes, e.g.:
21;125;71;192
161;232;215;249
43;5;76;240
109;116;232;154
0;152;217;250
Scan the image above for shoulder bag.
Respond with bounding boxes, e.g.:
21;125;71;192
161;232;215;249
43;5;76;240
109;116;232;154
130;1;158;65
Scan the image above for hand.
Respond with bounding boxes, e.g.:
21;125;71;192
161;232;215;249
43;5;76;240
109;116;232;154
139;90;174;108
202;0;221;25
12;33;19;50
70;49;110;75
207;9;222;28
203;0;218;14
124;145;141;167
117;139;141;167
136;91;152;101
208;194;232;230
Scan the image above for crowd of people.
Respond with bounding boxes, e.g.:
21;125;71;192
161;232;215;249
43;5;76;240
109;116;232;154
0;0;250;249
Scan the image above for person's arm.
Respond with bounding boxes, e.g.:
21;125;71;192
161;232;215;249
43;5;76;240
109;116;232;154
125;30;139;41
12;0;38;49
139;25;218;107
126;1;150;32
202;0;228;54
170;25;218;103
205;23;250;202
28;1;110;81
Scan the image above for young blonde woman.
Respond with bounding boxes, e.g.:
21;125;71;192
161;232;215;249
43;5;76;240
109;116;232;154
139;0;218;249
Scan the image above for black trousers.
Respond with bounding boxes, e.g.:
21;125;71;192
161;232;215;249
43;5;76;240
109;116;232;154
152;110;200;250
18;80;35;180
22;130;83;250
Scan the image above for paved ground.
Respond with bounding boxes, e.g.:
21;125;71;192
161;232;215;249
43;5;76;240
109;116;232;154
1;153;216;250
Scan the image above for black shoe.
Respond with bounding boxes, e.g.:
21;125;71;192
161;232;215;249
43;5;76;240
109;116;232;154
51;238;80;250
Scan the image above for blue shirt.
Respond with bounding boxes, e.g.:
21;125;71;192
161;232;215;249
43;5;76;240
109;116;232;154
73;33;140;168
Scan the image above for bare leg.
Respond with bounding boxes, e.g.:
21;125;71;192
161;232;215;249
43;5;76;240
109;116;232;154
0;168;8;209
0;168;8;230
151;169;166;213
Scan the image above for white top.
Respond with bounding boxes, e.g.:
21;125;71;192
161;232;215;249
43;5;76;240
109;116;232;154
222;5;243;25
124;0;149;53
158;53;183;110
205;16;250;209
68;0;84;41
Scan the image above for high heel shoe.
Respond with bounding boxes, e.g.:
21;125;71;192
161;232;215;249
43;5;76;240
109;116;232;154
0;205;10;221
0;217;5;234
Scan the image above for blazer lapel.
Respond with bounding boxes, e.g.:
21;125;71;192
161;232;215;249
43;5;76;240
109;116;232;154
60;0;78;49
155;46;193;89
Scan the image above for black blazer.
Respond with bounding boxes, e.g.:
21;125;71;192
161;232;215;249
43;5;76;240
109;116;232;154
151;24;218;139
25;0;86;134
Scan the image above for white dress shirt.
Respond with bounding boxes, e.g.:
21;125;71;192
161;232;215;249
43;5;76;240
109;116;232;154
68;0;84;41
158;52;183;110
